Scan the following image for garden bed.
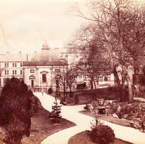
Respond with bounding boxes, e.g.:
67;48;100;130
68;131;133;144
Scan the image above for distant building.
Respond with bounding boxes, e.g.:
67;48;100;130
0;42;115;92
23;42;68;92
0;52;34;87
0;42;68;92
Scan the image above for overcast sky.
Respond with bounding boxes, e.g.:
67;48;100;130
0;0;87;54
0;0;144;54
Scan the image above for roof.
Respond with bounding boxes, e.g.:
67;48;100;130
28;42;68;66
23;61;68;66
0;53;35;62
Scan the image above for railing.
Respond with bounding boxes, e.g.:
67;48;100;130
33;87;48;93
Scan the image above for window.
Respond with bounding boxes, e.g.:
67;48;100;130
20;70;22;75
55;69;60;73
56;79;59;86
5;70;9;75
30;69;34;73
42;74;46;82
5;63;9;67
3;78;8;85
20;63;22;67
13;63;17;67
12;70;17;75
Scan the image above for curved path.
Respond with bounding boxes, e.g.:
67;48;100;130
34;92;145;144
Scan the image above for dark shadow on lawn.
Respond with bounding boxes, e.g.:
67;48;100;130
21;108;76;144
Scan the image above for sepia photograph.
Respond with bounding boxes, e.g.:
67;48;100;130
0;0;145;144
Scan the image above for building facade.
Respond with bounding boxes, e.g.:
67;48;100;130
0;42;68;92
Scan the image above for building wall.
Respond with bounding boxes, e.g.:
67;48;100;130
23;65;68;92
0;61;23;87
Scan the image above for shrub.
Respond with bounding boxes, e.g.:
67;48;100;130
90;123;115;144
48;88;53;94
0;77;33;144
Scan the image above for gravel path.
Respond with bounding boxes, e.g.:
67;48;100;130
34;92;145;144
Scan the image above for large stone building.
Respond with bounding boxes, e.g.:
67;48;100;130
0;42;68;92
23;43;68;92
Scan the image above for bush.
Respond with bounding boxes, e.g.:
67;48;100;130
0;77;33;144
90;123;115;144
48;88;53;94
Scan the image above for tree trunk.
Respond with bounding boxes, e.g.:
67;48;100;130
90;80;94;90
69;85;72;92
126;74;133;102
63;83;66;101
113;66;120;88
94;81;96;89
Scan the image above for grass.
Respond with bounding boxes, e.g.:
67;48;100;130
21;108;76;144
68;131;133;144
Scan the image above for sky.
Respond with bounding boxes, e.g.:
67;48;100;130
0;0;144;54
0;0;87;54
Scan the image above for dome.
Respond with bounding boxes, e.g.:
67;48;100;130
31;42;59;63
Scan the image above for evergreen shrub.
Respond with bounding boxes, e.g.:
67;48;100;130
90;123;115;144
0;77;33;144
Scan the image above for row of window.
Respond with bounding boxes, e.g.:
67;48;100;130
4;63;23;67
5;70;23;75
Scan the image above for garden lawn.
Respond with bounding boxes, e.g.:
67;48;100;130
68;131;133;144
21;108;76;144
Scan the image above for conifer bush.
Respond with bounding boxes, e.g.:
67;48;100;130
0;77;33;144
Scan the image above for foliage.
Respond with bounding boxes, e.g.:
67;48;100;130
115;102;145;132
0;77;33;144
90;121;115;144
68;0;145;101
67;23;111;89
49;99;62;124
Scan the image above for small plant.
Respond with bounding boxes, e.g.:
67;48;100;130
49;98;62;124
90;120;115;144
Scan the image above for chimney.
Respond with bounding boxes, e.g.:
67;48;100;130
6;52;9;54
19;51;21;54
26;54;28;61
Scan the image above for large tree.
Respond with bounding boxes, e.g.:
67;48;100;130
67;23;111;89
68;0;145;101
